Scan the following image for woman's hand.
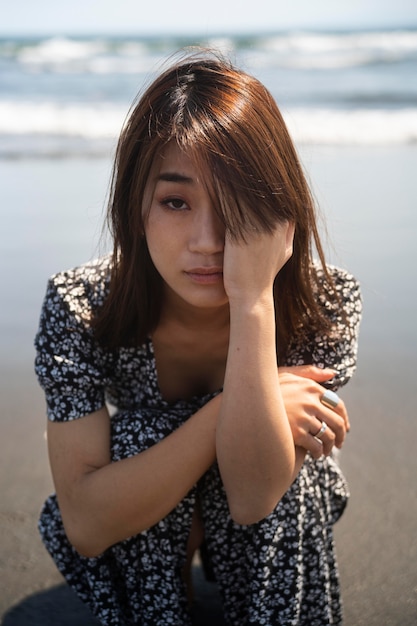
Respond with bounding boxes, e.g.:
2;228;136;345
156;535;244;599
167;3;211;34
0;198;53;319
223;221;295;306
278;365;350;459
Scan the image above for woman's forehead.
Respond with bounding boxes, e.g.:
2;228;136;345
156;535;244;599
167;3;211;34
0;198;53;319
151;141;213;189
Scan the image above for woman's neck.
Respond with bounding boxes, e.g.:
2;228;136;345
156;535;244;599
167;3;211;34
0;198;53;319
158;287;230;335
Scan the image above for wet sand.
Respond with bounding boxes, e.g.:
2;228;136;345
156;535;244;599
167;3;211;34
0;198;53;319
1;146;416;624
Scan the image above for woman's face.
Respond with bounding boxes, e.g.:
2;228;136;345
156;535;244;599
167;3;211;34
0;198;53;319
144;142;228;314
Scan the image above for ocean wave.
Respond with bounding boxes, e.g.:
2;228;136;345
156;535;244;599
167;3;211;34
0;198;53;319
254;30;417;69
1;101;416;158
1;29;417;73
285;107;417;145
0;101;125;137
7;36;162;75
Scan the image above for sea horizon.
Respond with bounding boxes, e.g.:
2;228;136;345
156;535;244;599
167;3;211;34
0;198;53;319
2;21;417;36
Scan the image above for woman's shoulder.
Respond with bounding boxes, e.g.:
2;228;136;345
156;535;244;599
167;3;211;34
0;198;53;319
46;255;112;320
313;262;362;318
314;262;360;289
284;262;363;387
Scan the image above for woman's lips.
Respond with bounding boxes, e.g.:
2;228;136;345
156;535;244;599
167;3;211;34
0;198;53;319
185;267;223;284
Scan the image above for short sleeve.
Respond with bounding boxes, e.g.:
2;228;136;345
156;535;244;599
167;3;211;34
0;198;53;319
34;268;108;421
286;265;362;390
313;266;362;389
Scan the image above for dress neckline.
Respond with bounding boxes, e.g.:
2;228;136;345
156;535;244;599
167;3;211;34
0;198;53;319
145;335;221;408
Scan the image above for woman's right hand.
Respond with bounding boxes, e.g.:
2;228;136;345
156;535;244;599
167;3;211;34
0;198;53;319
278;365;349;459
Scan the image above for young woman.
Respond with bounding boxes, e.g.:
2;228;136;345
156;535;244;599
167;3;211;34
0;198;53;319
35;51;362;625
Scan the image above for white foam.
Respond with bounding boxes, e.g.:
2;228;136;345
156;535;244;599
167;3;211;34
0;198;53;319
15;36;158;74
18;37;105;64
0;101;125;138
1;100;417;151
285;107;417;145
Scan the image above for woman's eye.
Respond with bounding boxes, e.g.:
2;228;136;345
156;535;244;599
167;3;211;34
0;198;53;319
163;198;188;211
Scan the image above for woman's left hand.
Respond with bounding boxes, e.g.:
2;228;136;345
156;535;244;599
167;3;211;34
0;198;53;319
278;365;349;459
223;221;295;306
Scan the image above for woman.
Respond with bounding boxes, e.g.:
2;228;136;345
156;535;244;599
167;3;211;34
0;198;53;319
35;51;362;625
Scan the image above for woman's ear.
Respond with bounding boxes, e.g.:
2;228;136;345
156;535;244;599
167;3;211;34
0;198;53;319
285;222;296;258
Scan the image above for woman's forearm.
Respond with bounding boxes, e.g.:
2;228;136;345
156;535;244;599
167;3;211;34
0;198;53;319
216;297;295;525
54;397;220;558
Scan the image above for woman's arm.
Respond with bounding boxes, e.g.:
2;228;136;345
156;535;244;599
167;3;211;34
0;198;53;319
216;223;297;525
47;394;221;558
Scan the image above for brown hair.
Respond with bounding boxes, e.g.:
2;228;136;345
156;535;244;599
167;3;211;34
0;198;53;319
93;50;335;360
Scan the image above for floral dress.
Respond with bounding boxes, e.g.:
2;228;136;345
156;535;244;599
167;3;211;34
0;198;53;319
34;256;362;626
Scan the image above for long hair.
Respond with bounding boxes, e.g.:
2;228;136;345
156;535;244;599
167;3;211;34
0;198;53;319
92;50;335;360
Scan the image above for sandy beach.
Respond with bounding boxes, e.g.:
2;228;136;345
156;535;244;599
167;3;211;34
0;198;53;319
1;145;416;625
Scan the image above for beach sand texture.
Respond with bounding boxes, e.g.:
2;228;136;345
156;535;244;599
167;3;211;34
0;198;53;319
1;146;416;625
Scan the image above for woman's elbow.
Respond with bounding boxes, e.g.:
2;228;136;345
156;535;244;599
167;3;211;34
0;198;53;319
71;536;105;559
227;468;296;525
228;491;285;526
62;513;108;558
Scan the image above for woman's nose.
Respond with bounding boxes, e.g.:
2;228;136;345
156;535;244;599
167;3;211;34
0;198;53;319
189;205;225;254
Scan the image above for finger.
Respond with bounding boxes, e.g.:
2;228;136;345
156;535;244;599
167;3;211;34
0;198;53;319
291;418;335;459
310;420;336;457
292;428;325;459
333;400;350;434
278;365;337;383
298;430;335;459
317;402;348;447
319;391;350;437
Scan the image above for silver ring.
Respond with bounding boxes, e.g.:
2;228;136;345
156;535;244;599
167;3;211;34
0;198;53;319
321;389;340;410
314;421;327;440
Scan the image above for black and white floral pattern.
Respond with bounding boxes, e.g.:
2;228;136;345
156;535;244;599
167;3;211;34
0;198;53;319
35;256;362;625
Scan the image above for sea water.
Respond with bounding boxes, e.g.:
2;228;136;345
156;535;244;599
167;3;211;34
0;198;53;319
0;28;417;158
